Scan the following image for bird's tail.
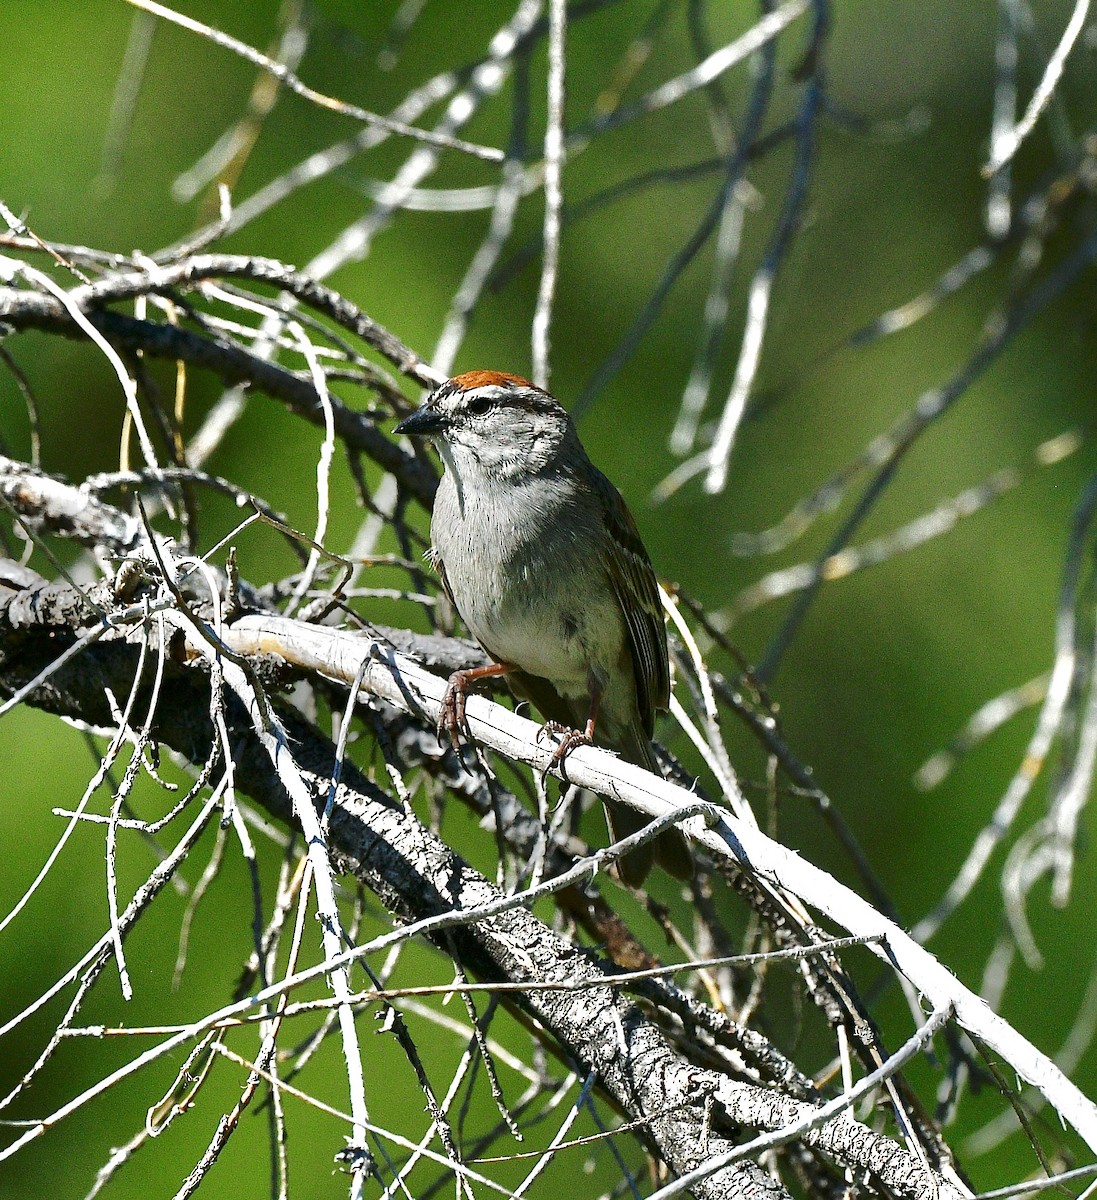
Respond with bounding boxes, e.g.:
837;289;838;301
606;729;694;886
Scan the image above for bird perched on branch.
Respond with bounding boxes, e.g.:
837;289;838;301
395;370;692;884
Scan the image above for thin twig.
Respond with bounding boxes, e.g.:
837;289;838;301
119;0;504;162
985;0;1091;174
531;0;566;389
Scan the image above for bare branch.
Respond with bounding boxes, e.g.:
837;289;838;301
119;0;505;162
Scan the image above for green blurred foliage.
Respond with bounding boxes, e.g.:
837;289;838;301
1;0;1097;1194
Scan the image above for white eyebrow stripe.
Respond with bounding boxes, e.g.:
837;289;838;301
461;385;512;403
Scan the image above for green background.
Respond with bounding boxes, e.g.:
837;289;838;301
1;0;1096;1194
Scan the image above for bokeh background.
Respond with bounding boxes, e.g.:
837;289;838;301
2;0;1096;1195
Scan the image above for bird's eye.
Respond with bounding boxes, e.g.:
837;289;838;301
466;397;493;416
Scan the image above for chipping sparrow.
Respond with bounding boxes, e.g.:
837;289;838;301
395;370;692;884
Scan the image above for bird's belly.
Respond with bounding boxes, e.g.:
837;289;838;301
431;475;623;699
459;583;591;698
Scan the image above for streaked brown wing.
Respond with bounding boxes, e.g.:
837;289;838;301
589;468;670;734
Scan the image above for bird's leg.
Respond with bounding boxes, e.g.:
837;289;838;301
438;661;512;753
540;678;602;769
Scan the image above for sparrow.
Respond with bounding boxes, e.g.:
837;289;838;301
395;370;692;884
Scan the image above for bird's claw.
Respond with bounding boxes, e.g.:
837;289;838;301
537;720;593;769
438;677;470;755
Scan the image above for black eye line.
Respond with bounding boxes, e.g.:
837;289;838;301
458;386;548;418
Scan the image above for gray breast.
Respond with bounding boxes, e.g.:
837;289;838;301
432;468;620;689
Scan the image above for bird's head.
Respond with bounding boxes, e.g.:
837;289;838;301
395;371;577;479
